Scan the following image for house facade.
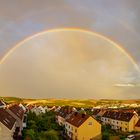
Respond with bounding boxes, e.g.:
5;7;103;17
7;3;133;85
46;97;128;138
7;104;24;135
0;108;16;140
92;109;106;119
101;110;139;132
31;106;46;115
56;106;73;126
65;112;101;140
135;119;140;131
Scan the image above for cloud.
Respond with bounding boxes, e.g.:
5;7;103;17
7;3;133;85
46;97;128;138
0;0;140;64
0;30;139;99
113;83;135;87
0;1;140;99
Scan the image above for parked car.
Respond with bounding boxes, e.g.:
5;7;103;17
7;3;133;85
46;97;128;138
125;135;135;140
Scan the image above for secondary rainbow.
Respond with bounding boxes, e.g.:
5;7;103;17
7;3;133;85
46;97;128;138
0;28;139;71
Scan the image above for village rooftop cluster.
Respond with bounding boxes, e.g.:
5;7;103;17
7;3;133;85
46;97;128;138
1;100;140;139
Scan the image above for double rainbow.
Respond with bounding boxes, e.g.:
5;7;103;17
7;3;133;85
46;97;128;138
0;28;139;71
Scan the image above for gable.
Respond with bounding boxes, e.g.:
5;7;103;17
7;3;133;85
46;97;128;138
79;116;100;129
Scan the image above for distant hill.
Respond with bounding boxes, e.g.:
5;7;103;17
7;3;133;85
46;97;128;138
0;97;23;103
0;96;140;107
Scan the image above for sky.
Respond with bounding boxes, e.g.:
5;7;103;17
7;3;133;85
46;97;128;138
0;0;140;99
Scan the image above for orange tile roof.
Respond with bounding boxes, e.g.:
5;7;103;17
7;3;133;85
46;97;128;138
66;112;90;127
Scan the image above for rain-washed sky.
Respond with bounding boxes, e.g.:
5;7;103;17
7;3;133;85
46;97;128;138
0;0;140;99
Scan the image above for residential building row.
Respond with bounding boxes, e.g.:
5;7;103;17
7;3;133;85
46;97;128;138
92;108;140;133
56;106;101;140
0;100;26;140
101;110;138;132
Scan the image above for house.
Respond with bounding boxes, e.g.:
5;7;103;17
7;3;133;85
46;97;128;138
65;112;101;140
19;103;27;128
135;119;140;131
0;100;6;109
37;106;46;114
101;110;139;132
0;108;16;140
44;106;49;112
92;109;106;123
48;106;56;111
55;106;61;112
92;109;106;119
56;106;73;126
19;103;26;112
31;105;46;115
26;104;35;111
136;110;140;119
92;109;101;117
7;104;24;135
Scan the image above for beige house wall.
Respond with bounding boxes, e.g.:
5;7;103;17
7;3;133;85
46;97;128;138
0;122;15;140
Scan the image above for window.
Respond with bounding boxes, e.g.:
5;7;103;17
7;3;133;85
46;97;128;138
88;122;92;125
75;129;77;133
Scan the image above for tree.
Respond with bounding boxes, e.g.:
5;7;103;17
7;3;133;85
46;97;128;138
23;111;63;140
102;132;109;140
38;130;59;140
27;111;37;121
27;120;37;130
25;129;35;140
102;125;110;140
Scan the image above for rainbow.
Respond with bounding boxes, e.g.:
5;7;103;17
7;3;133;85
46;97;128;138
0;28;139;71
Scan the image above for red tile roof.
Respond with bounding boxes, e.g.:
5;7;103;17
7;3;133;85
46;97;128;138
8;104;24;120
93;109;101;116
66;112;90;127
57;106;73;118
102;111;134;122
0;108;16;130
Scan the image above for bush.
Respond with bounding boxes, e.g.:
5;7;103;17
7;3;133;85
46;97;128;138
102;132;109;140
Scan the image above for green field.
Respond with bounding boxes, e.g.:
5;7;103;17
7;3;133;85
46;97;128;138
0;96;140;107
